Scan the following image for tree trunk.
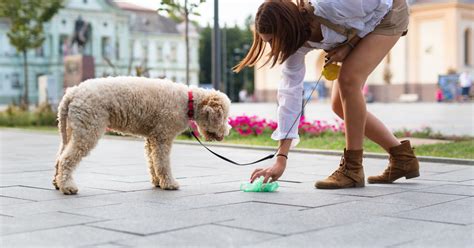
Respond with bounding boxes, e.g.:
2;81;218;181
185;0;190;86
22;50;29;110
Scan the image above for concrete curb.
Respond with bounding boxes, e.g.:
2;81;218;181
173;140;474;166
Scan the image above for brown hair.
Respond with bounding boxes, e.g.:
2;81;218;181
233;0;311;72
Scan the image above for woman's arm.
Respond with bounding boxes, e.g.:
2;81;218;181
250;139;292;183
325;36;361;65
271;47;311;143
250;47;311;183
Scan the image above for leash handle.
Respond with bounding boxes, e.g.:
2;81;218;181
190;131;275;166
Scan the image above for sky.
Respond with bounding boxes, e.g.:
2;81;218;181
118;0;264;27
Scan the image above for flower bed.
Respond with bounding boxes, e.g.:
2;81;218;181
228;114;345;137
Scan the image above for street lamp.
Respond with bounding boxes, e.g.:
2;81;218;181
212;0;221;91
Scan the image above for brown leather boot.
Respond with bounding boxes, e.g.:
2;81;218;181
368;140;420;184
315;149;365;189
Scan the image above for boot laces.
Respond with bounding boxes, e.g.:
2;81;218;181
330;156;346;177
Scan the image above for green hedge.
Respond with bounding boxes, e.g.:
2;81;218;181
0;103;57;127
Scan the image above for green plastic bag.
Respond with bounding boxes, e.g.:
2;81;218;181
240;176;279;192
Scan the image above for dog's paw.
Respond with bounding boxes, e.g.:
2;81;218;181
160;180;180;190
52;179;59;190
60;180;78;195
151;178;161;188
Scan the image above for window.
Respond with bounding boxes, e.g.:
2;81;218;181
131;40;136;61
464;28;472;66
59;34;70;56
142;41;149;61
101;36;111;58
170;43;177;63
115;40;120;60
35;46;44;57
11;73;20;89
156;43;163;62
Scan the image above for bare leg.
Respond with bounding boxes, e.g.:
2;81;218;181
337;34;401;150
147;137;179;190
331;82;400;151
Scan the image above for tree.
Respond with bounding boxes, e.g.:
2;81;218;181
0;0;64;109
199;24;212;83
198;16;255;101
159;0;205;86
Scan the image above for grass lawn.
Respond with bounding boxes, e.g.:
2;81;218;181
3;127;473;160
179;130;474;160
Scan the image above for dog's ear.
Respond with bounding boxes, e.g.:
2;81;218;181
200;95;224;123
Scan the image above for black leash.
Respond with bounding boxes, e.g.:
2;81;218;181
190;74;324;166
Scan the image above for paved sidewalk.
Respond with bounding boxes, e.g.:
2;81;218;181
1;129;473;247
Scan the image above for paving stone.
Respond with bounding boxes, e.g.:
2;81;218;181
367;180;443;190
220;201;417;235
0;226;136;247
416;184;474;196
1;130;473;247
0;185;118;201
80;243;132;248
228;190;360;208
366;191;466;207
245;216;462;248
0;212;102;235
87;202;303;235
389;197;474;225
326;185;410;197
413;168;474;182
0;196;33;206
117;224;279;247
147;191;252;209
455;179;474;186
0;186;71;201
63;201;180;220
395;225;474;248
0;197;118;217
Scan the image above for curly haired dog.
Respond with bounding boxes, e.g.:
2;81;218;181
53;77;231;195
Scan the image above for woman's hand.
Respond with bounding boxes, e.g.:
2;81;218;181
325;43;352;65
250;156;287;183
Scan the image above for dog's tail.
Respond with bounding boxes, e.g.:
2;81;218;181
57;87;76;147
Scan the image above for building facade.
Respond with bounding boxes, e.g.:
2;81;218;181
253;0;474;102
0;0;199;105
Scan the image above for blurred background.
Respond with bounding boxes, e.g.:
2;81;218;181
0;0;472;138
0;0;473;104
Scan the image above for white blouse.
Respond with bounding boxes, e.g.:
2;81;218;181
271;0;393;147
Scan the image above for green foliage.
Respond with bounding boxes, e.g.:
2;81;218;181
0;0;64;108
158;0;206;17
199;24;213;83
0;0;64;52
0;105;32;126
0;103;57;127
32;103;57;126
199;15;255;101
394;126;450;140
